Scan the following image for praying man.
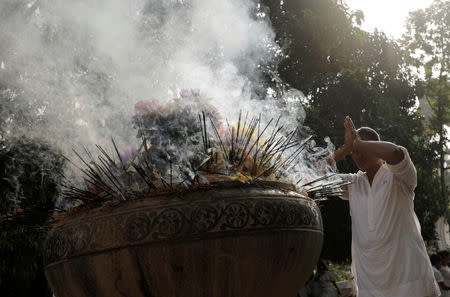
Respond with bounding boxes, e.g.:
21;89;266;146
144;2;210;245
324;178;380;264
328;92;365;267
330;116;440;297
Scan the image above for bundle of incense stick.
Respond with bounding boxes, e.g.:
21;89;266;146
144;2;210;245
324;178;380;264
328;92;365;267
62;105;345;206
199;110;313;180
299;174;351;199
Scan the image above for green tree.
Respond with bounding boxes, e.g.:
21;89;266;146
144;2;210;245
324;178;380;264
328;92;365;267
0;88;65;297
0;136;65;297
402;0;450;211
261;0;364;96
263;0;444;260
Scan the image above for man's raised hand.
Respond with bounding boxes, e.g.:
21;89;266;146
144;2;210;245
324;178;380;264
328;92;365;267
344;116;357;150
330;116;356;163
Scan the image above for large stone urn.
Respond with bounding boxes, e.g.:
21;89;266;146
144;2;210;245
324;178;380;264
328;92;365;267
44;181;323;297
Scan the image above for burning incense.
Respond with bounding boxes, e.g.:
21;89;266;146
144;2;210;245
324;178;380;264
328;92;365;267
63;90;346;206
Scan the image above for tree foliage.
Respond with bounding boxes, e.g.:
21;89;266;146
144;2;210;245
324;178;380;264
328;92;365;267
0;89;65;297
402;0;449;210
263;0;445;260
0;137;64;297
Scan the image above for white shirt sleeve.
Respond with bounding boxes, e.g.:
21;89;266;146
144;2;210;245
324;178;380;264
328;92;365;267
386;146;417;192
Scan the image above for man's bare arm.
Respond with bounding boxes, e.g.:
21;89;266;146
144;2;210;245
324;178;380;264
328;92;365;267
353;139;404;165
344;116;404;165
332;144;352;163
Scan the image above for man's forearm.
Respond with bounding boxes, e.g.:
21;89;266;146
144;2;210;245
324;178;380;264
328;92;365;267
353;140;404;165
333;144;352;162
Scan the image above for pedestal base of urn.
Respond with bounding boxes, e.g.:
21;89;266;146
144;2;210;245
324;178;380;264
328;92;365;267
46;231;322;297
44;182;323;297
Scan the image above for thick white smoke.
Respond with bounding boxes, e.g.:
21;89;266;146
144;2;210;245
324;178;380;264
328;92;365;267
0;0;336;192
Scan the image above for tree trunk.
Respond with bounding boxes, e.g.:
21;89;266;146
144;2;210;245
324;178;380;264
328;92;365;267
438;70;448;207
439;128;447;205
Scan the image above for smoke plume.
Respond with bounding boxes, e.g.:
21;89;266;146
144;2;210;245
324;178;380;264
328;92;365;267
0;0;337;198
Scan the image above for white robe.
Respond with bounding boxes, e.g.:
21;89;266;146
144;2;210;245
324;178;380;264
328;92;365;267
340;147;440;297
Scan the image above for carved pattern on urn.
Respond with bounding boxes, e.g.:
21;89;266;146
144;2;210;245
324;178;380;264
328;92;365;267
124;213;152;242
45;192;322;264
191;205;219;232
